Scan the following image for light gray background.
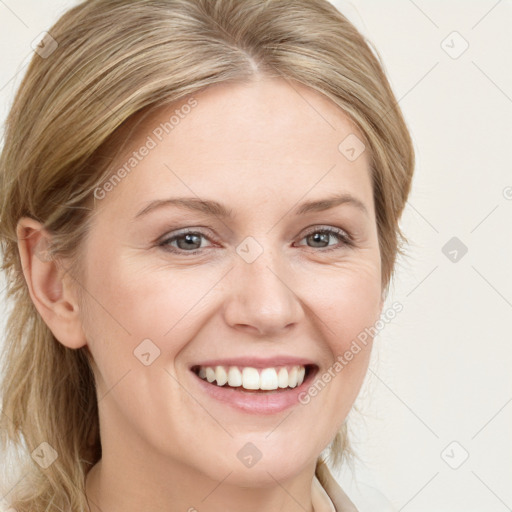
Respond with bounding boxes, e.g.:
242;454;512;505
1;1;511;511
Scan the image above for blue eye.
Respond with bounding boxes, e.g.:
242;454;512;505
158;230;213;255
158;226;353;255
297;227;353;251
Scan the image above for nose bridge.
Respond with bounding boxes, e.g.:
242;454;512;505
223;235;303;335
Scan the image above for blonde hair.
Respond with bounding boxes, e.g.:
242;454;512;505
0;0;415;510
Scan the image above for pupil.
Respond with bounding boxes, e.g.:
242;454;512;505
310;232;328;247
179;234;200;250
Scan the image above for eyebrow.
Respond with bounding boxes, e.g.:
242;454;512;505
134;192;368;220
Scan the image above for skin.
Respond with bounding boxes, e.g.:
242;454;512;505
17;76;384;512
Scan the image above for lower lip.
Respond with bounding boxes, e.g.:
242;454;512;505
191;367;317;415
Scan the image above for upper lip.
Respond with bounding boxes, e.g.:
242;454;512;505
190;356;317;370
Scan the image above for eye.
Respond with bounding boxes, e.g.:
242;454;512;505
157;225;354;256
158;229;215;255
296;226;353;251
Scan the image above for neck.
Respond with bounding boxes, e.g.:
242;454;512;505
85;452;317;512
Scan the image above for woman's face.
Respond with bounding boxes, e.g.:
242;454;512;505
79;77;383;487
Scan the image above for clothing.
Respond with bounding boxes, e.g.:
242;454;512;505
314;458;359;511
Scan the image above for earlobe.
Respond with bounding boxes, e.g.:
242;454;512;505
16;217;87;350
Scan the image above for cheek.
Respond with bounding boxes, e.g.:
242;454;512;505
300;258;381;415
293;260;381;442
80;252;217;365
305;259;383;353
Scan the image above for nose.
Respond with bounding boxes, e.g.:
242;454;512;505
222;244;304;337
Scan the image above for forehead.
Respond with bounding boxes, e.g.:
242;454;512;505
95;77;373;219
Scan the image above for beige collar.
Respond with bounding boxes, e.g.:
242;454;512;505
313;459;359;512
312;473;336;511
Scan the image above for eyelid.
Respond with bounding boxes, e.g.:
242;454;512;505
300;225;352;241
296;225;354;249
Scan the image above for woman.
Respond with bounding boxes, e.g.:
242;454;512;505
0;1;415;511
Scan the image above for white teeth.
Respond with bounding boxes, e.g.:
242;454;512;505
195;364;308;390
227;366;242;387
205;367;216;383
242;367;260;389
260;368;278;390
277;367;289;388
288;366;298;388
215;365;228;386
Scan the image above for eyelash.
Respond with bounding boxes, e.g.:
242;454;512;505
157;226;354;255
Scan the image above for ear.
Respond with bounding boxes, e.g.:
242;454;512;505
16;216;87;349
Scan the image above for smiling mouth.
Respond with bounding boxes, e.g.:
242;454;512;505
190;364;317;392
